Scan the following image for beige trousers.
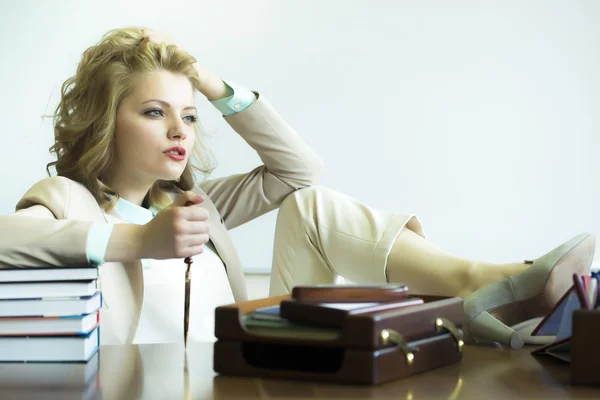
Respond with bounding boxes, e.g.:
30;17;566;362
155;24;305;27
269;187;426;295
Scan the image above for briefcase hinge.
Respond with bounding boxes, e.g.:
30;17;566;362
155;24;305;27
435;317;465;352
380;329;418;366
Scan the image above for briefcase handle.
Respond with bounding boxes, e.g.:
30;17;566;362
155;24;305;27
380;329;418;365
380;317;464;366
435;317;465;352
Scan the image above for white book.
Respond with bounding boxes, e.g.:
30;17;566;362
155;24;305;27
0;280;97;300
0;267;98;283
0;293;102;317
0;311;99;335
0;327;99;362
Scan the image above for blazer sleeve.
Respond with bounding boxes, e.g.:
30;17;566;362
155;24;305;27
198;92;324;230
0;176;95;268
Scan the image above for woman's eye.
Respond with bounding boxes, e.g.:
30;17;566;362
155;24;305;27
144;110;196;123
145;109;164;117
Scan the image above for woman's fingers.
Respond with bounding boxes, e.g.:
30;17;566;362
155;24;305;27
171;191;204;207
181;233;210;248
187;245;205;257
141;28;180;48
190;233;210;247
178;221;210;235
183;207;209;221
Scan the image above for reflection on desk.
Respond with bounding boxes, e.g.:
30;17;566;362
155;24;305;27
0;343;598;399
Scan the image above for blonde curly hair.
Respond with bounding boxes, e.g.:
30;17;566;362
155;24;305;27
47;27;215;212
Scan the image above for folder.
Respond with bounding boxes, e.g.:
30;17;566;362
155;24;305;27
531;272;600;386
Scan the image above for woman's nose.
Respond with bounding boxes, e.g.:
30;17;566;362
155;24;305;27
167;119;188;141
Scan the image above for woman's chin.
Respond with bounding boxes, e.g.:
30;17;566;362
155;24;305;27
162;175;183;183
153;170;184;183
145;164;186;183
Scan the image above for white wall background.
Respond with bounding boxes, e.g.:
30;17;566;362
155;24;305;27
1;0;598;273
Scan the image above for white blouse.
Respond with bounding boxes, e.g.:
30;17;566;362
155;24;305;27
103;198;235;344
134;247;235;344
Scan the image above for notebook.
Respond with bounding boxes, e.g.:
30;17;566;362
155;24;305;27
242;310;341;341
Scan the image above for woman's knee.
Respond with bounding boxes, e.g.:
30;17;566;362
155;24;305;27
278;186;327;220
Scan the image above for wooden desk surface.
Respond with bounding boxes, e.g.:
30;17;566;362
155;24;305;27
0;343;598;399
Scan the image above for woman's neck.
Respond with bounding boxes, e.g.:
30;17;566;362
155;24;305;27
116;188;151;207
105;172;154;207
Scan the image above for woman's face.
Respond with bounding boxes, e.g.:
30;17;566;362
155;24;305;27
112;70;197;185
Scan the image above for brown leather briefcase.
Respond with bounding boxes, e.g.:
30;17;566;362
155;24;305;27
213;294;465;385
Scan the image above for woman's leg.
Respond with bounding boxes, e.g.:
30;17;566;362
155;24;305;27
386;228;530;297
269;186;407;295
269;186;526;296
269;187;595;348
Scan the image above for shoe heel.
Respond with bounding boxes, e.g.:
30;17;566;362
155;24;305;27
467;311;524;349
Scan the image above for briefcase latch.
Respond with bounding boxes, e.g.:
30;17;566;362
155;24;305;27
435;317;465;352
380;329;418;366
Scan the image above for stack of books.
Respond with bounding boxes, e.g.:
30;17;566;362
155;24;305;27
0;266;101;363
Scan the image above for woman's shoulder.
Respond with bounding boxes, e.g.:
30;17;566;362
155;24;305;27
20;176;92;200
16;176;100;219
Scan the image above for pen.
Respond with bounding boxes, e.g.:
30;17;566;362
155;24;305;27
573;273;592;310
592;272;600;308
588;277;597;308
183;201;195;346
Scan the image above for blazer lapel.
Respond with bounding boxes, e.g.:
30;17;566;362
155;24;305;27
187;188;249;302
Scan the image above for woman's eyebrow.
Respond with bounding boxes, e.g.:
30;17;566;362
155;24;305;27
141;99;196;111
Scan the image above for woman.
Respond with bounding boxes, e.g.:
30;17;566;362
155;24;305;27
0;27;595;348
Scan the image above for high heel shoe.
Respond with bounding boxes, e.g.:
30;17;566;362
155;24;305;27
462;232;596;349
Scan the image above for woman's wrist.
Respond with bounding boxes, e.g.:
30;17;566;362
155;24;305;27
104;224;146;263
194;64;231;101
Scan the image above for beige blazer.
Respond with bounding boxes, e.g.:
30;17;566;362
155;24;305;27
0;93;323;344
